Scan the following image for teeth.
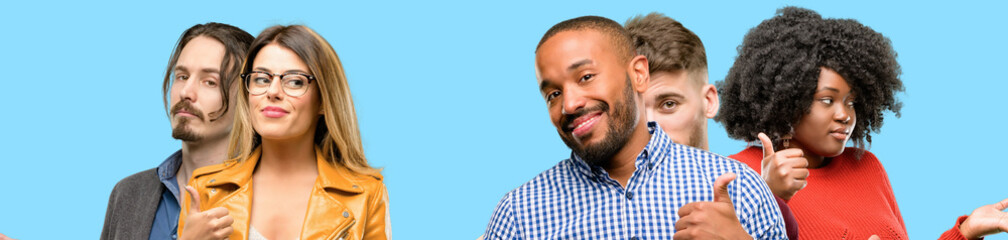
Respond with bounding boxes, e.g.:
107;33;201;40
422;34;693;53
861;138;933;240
575;115;597;131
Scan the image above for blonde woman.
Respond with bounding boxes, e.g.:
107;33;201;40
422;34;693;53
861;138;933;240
178;25;389;240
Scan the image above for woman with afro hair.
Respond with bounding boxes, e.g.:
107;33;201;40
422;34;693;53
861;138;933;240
717;6;1007;240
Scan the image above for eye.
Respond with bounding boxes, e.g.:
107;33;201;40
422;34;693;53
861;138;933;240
253;77;271;86
202;79;218;87
284;78;306;89
545;90;561;102
818;98;833;105
659;100;678;111
579;74;594;82
846;99;855;108
175;74;189;81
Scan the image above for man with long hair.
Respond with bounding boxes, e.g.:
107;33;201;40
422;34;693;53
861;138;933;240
100;23;252;240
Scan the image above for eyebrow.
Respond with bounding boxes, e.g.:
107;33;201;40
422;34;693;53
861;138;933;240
201;68;220;74
567;59;593;71
654;92;686;101
539;59;595;92
174;66;188;73
539;80;556;93
817;87;841;93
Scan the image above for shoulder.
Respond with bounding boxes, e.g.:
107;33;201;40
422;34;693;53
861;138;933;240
110;168;161;196
839;148;886;171
675;145;760;179
728;146;763;166
506;159;579;198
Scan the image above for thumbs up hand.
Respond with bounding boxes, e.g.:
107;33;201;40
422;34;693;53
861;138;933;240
958;197;1008;239
758;132;809;201
180;186;233;240
673;173;753;240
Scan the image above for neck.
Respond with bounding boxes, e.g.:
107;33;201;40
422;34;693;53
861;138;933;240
177;136;230;182
603;119;651;187
257;135;318;175
803;150;827;169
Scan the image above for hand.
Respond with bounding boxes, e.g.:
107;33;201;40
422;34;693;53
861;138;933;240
758;132;809;201
180;186;234;240
959;197;1008;239
673;173;752;240
0;233;17;240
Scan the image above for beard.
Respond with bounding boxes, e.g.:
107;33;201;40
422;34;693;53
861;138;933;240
685;127;705;149
170;101;205;142
559;75;638;167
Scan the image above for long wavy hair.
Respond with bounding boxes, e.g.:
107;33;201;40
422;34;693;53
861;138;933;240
228;25;378;176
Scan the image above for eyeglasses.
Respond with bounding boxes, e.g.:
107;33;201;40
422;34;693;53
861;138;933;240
242;71;316;97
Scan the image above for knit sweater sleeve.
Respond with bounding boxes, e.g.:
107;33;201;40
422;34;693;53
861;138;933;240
938;215;978;240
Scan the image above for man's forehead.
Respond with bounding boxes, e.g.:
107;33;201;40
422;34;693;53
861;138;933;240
176;39;225;71
535;30;614;72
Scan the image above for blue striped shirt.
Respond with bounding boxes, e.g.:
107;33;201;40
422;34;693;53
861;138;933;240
484;122;786;239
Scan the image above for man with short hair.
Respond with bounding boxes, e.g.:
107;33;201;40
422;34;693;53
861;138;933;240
625;13;799;239
484;16;786;239
101;23;253;240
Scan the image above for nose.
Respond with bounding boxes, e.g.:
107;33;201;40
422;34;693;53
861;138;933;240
560;86;587;115
178;77;198;102
264;76;284;100
834;105;852;124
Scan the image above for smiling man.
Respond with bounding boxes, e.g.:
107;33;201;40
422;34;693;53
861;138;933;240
483;16;786;239
100;23;252;240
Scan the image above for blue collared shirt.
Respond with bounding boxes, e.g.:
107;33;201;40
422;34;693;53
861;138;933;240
150;150;183;240
484;122;786;239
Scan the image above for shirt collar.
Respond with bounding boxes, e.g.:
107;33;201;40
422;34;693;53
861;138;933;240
156;150;183;181
156;149;184;201
570;121;668;179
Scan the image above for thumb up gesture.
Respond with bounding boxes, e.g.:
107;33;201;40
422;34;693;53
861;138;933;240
180;186;233;240
673;173;753;240
758;133;809;201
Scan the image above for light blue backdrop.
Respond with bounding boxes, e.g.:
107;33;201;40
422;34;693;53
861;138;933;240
1;0;1005;239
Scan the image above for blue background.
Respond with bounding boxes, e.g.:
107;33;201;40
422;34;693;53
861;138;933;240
1;0;1005;239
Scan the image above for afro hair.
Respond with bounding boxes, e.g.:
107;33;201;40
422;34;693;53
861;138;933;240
715;6;904;150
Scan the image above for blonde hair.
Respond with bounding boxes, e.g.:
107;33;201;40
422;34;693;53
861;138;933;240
228;25;378;175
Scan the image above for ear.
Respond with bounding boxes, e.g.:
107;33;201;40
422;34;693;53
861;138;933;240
702;83;720;119
628;55;650;94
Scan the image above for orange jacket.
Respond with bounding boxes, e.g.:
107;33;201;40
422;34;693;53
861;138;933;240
179;147;390;240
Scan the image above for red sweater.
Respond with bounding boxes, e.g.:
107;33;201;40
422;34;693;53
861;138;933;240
731;147;974;240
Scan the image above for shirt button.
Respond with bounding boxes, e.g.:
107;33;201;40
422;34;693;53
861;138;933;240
642;151;648;158
626;191;634;200
630;236;639;240
209;179;216;183
647;163;654;169
172;234;177;239
343;211;350;218
352;185;359;189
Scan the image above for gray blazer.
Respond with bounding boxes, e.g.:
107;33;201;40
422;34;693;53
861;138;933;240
100;168;164;240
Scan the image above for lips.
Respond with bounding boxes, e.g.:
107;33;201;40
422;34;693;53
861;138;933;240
568;112;602;138
175;110;196;118
829;127;851;141
262;106;289;118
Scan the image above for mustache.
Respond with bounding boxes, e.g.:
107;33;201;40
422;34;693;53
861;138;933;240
560;102;609;132
170;101;205;121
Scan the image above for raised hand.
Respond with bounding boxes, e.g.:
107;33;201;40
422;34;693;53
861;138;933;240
959;197;1008;239
757;132;809;201
673;173;752;240
180;186;234;240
